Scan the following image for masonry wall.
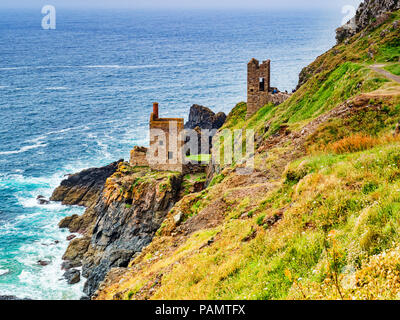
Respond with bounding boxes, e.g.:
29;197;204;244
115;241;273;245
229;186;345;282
130;146;149;167
247;58;271;118
148;113;185;173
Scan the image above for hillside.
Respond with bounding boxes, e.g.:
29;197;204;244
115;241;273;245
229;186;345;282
46;3;400;300
89;8;400;300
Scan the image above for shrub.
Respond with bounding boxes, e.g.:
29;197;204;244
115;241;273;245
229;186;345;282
328;134;378;154
256;214;266;226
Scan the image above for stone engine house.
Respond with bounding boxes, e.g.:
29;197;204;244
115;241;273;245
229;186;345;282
130;102;184;173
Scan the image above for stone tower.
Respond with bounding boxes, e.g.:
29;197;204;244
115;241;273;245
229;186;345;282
247;58;271;118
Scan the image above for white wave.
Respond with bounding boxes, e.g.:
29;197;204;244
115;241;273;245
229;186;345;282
0;63;186;72
0;269;9;276
0;85;9;89
83;64;158;69
44;87;68;90
0;67;28;71
0;141;47;155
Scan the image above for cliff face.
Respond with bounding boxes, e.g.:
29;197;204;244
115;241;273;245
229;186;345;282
336;0;400;44
52;162;183;297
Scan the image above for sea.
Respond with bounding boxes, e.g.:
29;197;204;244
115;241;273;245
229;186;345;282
0;7;340;299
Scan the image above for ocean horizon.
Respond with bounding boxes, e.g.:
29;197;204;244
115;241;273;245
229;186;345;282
0;8;341;299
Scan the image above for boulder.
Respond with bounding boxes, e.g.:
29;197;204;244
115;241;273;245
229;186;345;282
62;237;90;266
64;269;80;285
59;214;79;229
66;235;76;241
37;260;50;266
36;195;50;205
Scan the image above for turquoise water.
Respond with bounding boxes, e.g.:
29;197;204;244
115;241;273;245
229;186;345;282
0;8;339;299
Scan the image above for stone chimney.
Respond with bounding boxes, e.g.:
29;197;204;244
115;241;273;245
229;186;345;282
153;102;159;119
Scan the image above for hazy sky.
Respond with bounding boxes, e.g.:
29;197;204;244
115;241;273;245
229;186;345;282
0;0;362;10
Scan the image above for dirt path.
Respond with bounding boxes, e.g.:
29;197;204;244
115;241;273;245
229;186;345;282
370;64;400;84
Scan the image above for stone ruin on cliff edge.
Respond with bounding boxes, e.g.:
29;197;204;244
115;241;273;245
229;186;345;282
247;58;291;118
130;102;185;173
130;59;290;171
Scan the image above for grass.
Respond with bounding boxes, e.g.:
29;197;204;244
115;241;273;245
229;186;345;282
186;154;211;163
147;141;400;300
384;63;400;76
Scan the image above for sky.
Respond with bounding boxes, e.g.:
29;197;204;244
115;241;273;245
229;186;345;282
0;0;362;11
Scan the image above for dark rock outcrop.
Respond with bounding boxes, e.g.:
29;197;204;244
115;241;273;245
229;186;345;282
64;269;81;285
50;160;122;207
336;0;400;44
184;104;226;130
37;260;50;266
36;195;50;205
184;105;226;155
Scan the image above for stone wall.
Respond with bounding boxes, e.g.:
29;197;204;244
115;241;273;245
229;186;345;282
148;104;184;172
129;146;148;167
247;58;271;118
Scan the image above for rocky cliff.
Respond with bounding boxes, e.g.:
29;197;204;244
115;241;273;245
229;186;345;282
52;162;183;297
336;0;400;44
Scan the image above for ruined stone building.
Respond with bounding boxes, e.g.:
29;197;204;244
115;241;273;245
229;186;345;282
130;102;184;172
247;58;271;118
247;58;290;118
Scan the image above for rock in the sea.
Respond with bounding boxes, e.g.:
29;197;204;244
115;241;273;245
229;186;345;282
50;160;123;207
37;260;50;266
59;214;79;229
36;195;50;205
66;235;76;241
64;269;80;285
62;237;90;267
61;260;81;271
